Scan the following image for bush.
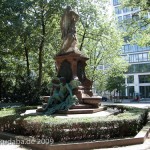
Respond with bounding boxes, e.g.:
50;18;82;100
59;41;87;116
0;106;148;143
1;74;50;104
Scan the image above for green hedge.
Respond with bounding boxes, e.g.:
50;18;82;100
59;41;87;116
0;106;148;143
0;106;37;133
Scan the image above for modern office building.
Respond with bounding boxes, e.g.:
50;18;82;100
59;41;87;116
111;0;150;98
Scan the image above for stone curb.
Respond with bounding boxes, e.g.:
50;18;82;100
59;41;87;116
0;121;149;150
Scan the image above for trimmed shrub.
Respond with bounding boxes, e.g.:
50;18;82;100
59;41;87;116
0;106;148;143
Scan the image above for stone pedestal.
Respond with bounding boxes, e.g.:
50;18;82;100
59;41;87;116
55;50;100;108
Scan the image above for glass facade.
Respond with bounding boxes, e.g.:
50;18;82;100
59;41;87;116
129;53;149;63
128;63;150;73
127;75;134;83
118;16;122;22
114;6;139;15
139;75;150;83
140;86;150;98
122;44;150;53
123;14;131;20
127;86;134;97
115;7;122;14
113;0;120;6
131;7;139;11
123;7;131;13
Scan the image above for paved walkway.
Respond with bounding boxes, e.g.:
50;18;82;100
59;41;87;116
22;108;118;118
101;100;150;109
95;132;150;150
0;143;31;150
96;101;150;150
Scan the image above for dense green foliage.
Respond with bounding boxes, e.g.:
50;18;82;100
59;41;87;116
105;59;128;96
0;106;148;142
0;0;127;103
0;0;67;103
76;0;128;91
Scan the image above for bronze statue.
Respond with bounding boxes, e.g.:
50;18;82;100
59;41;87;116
60;6;79;52
43;77;73;111
37;77;80;115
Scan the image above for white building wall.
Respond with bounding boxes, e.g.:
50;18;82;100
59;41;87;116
134;74;139;94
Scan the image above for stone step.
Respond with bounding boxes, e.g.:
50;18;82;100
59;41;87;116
82;96;101;100
41;103;93;109
41;96;102;107
82;97;101;108
57;106;104;114
39;104;94;113
70;104;93;109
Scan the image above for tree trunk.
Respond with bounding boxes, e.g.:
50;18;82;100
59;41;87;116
38;45;43;88
38;11;45;89
22;36;30;77
24;39;30;77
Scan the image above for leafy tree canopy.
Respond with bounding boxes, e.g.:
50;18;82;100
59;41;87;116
0;0;127;102
76;0;128;92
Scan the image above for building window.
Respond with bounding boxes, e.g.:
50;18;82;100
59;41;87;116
127;63;150;73
128;53;149;63
139;75;150;83
133;45;138;52
140;86;150;98
127;86;134;97
127;75;134;83
123;14;131;20
115;7;122;14
118;16;122;22
143;53;148;61
132;7;139;12
113;0;120;6
123;7;131;13
122;44;150;54
124;44;130;53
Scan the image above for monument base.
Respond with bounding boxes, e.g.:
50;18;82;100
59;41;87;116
57;106;104;114
37;50;102;114
40;91;102;114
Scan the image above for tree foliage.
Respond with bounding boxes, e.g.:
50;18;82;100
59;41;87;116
105;57;128;95
0;0;127;102
0;0;67;102
106;75;125;93
76;0;128;92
